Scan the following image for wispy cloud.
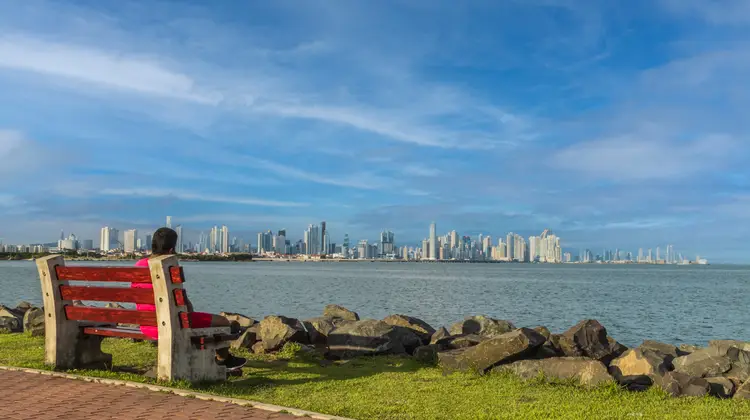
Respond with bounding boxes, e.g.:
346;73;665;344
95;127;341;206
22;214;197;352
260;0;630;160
0;35;221;104
99;188;308;207
660;0;750;25
552;133;735;181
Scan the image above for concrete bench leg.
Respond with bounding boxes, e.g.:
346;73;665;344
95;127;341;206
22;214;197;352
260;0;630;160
75;334;113;369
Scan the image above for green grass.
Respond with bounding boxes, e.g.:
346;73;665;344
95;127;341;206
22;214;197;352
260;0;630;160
2;334;750;419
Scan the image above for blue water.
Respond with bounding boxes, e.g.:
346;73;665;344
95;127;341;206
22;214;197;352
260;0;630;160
1;260;746;347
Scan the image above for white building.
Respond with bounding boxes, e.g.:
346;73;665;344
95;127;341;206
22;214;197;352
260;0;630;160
429;222;437;260
123;229;138;253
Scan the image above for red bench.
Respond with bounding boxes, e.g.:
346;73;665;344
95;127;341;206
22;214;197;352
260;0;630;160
35;254;238;382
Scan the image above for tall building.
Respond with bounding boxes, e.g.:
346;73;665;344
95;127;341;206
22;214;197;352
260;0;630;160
343;234;350;258
638;248;643;263
123;229;138;253
304;224;321;255
421;239;429;259
220;225;229;253
175;225;183;253
450;230;458;250
81;239;94;250
357;240;368;260
380;230;395;256
529;236;539;262
99;226;118;252
506;233;514;260
320;221;327;256
429;222;437;260
166;216;172;228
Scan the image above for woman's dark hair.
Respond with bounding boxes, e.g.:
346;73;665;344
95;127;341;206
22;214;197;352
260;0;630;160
152;227;178;255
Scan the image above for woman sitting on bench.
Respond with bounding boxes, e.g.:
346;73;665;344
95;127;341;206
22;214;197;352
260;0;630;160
132;227;247;371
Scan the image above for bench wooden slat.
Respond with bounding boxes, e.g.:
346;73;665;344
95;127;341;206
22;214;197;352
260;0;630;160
60;286;155;304
56;267;152;283
65;306;157;326
169;266;185;284
82;326;155;341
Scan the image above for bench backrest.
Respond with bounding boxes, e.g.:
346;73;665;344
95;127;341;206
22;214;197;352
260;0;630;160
51;264;191;329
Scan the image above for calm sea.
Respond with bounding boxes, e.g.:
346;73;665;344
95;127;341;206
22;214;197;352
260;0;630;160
0;260;746;347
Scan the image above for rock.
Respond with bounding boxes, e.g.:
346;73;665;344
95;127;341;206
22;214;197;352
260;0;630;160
673;348;732;378
430;327;450;344
0;305;22;320
23;307;45;337
449;315;515;338
15;301;33;314
251;341;266;354
734;380;750;400
533;326;551;340
231;329;258;350
327;319;422;359
258;315;309;352
414;345;439;364
679;344;702;354
609;348;671;390
439;328;546;374
710;340;750;354
0;316;21;333
434;334;485;351
383;314;435;344
557;320;626;365
220;312;257;329
323;304;359;321
303;317;337;345
655;371;710;397
706;377;736;398
495;357;613;387
639;340;684;363
105;302;125;309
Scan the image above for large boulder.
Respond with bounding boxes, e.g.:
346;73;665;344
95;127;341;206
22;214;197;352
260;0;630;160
679;344;702;354
529;326;562;359
495;357;613;387
231;329;258;350
15;301;33;314
327;319;422;359
0;305;23;321
413;345;439;365
710;340;750;353
655;371;710;397
220;312;257;329
673;348;732;378
435;334;485;351
258;315;309;352
557;320;627;365
609;348;671;390
449;315;515;338
706;377;737;398
639;340;684;363
439;328;546;374
323;304;359;321
0;316;21;333
303;317;342;345
23;307;45;337
383;314;435;344
430;327;450;344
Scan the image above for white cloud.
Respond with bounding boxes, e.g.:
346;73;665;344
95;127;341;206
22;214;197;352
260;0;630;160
552;134;735;181
0;35;222;104
660;0;750;25
401;164;441;177
99;187;308;207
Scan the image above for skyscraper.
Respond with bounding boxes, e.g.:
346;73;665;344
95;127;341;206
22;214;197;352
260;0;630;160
175;225;183;253
220;225;229;254
304;224;320;255
380;230;395;256
320;221;327;256
123;229;138;253
100;226;118;252
166;216;172;228
210;226;218;253
145;234;152;252
429;222;437;260
343;234;350;258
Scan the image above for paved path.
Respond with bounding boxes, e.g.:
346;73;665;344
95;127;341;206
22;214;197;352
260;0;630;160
1;370;300;420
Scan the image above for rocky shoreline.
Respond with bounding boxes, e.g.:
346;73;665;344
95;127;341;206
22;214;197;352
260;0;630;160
2;301;749;400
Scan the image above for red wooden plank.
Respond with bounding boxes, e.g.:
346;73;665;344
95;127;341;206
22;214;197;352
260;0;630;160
179;312;191;328
173;289;186;306
60;286;154;304
83;326;154;341
56;267;152;283
170;266;185;284
65;306;157;326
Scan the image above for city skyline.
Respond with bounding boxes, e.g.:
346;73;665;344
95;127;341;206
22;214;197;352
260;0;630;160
0;216;704;264
1;1;748;262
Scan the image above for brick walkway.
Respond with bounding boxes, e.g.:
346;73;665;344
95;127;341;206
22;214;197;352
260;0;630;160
1;370;300;419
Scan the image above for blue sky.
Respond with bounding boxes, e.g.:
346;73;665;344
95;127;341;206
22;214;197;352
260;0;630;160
0;0;748;262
